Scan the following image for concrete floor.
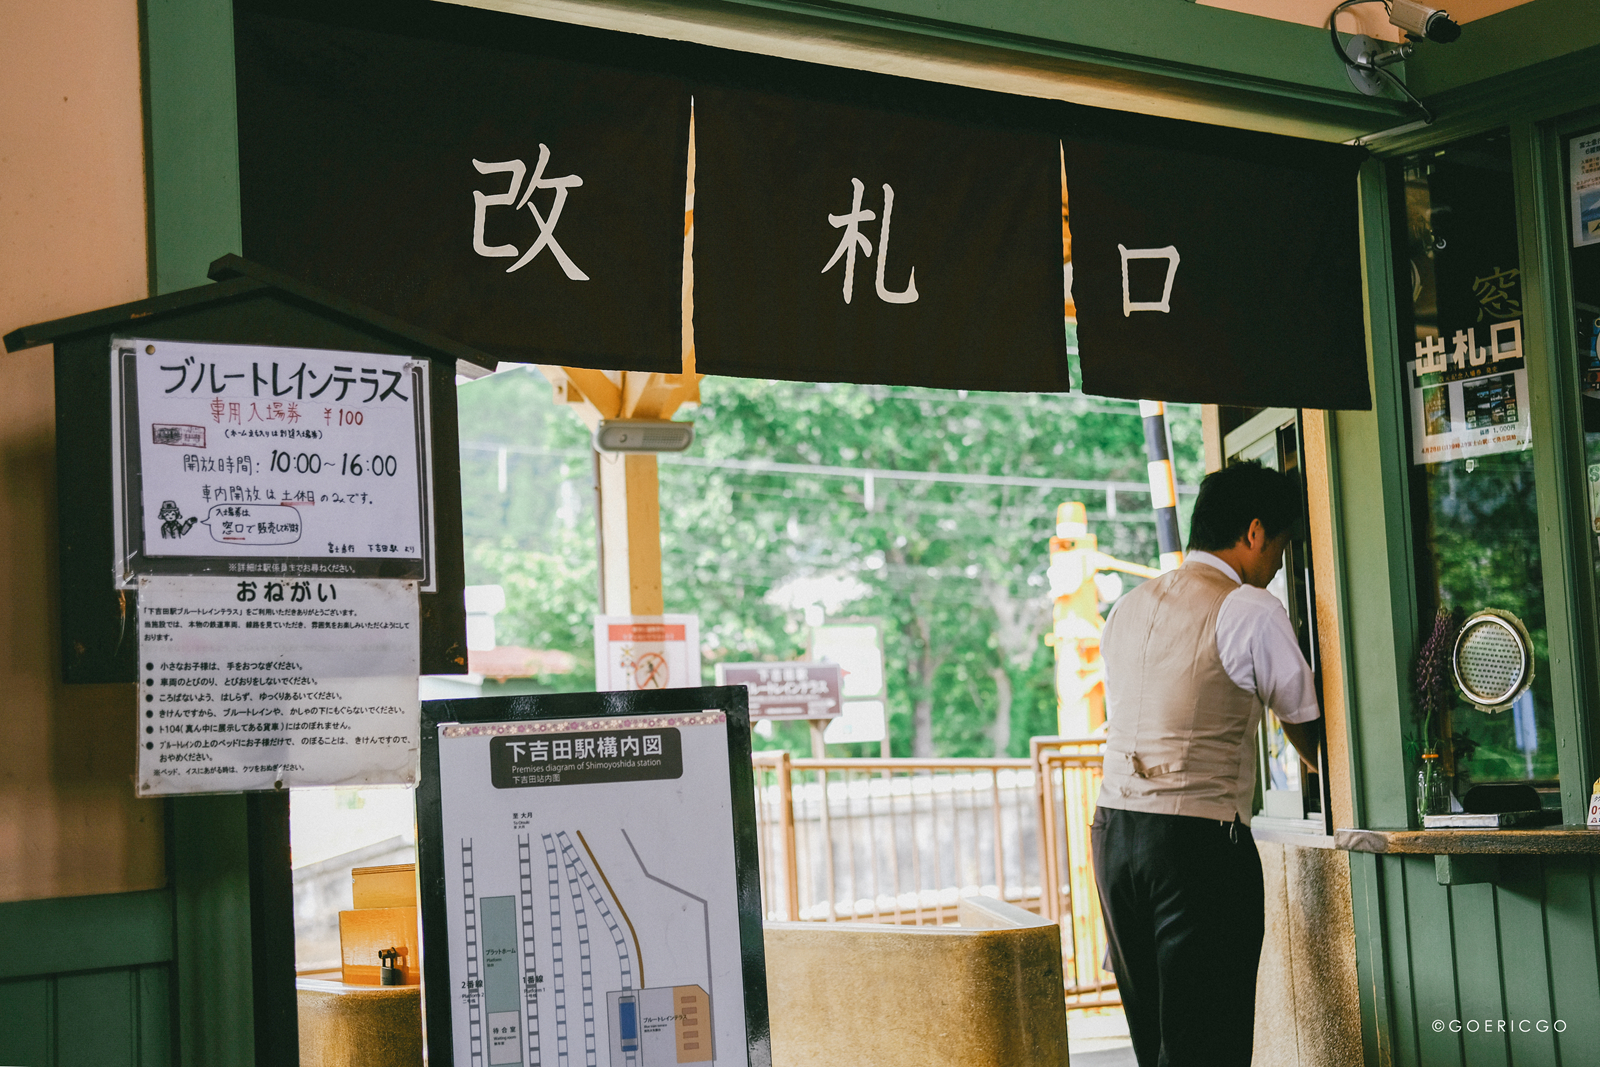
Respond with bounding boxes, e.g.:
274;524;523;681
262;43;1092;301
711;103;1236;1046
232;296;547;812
1072;1048;1138;1067
1068;1008;1135;1065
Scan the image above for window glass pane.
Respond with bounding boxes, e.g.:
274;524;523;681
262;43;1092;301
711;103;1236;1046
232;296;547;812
1221;408;1324;823
1396;131;1558;792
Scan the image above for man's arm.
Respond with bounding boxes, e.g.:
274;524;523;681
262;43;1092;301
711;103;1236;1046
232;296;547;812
1280;717;1322;772
1216;587;1324;769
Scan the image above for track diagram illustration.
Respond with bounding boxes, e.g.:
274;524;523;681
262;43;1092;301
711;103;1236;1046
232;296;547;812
437;713;746;1067
455;827;715;1066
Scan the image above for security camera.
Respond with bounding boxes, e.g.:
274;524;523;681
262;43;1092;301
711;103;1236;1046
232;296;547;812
1388;0;1461;43
1329;0;1458;124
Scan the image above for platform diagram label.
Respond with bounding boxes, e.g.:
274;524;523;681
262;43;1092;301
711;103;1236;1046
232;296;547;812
437;711;745;1066
489;729;683;789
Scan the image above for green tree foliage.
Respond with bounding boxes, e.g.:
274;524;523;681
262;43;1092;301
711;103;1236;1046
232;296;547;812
457;368;598;690
455;367;1202;757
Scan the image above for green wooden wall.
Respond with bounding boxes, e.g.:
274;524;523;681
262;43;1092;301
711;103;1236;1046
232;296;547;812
1351;854;1600;1067
0;890;175;1066
1338;48;1600;1067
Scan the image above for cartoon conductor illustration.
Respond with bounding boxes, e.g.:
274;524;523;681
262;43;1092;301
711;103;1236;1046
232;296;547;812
158;500;198;539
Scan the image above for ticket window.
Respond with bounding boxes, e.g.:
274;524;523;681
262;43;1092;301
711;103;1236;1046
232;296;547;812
1393;131;1558;803
1220;407;1331;833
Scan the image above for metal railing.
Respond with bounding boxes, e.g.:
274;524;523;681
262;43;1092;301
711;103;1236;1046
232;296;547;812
751;738;1116;1008
1032;737;1115;1006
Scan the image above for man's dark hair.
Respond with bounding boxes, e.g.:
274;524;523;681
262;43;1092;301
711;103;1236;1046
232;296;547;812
1186;461;1302;552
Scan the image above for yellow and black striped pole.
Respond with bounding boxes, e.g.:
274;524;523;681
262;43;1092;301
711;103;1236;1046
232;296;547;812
1139;400;1184;572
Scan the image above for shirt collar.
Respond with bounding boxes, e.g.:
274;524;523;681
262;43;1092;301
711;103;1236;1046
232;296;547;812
1186;550;1241;585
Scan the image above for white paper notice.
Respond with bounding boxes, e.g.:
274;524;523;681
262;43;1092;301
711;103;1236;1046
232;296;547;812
137;576;421;796
436;711;746;1067
114;338;431;583
1406;320;1532;465
1571;131;1600;248
594;615;702;691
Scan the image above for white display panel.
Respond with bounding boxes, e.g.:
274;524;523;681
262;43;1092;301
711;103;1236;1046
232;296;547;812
434;710;749;1067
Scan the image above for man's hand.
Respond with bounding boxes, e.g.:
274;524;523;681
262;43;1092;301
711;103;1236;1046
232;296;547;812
1280;718;1323;772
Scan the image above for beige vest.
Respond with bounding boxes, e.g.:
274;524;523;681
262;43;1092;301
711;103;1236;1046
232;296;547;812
1095;560;1263;823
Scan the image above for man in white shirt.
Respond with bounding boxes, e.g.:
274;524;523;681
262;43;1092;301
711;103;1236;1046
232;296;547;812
1092;460;1322;1067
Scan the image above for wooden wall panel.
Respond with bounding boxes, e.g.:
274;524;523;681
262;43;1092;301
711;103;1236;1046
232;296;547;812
1394;859;1439;1067
0;891;176;1066
1362;854;1600;1067
0;978;52;1065
0;0;163;906
1542;859;1600;1061
57;970;138;1065
1498;859;1558;1066
0;965;173;1067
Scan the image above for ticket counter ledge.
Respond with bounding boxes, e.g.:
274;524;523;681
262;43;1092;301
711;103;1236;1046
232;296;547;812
1336;828;1600;887
1335;827;1600;855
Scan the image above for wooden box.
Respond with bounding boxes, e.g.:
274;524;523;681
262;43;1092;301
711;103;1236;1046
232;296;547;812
338;905;420;986
352;863;417;910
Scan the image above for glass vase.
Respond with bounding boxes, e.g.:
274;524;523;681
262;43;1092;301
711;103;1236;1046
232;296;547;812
1416;749;1447;824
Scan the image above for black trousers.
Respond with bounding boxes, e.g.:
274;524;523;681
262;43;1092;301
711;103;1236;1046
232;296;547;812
1090;805;1264;1067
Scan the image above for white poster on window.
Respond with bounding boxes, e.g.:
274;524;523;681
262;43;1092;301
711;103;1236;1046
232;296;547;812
594;615;702;691
1407;320;1532;465
1571;131;1600;247
112;338;433;586
136;575;420;795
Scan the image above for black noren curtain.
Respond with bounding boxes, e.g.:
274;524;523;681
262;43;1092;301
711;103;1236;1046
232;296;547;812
694;87;1069;392
234;0;1373;409
236;11;690;372
1065;132;1370;410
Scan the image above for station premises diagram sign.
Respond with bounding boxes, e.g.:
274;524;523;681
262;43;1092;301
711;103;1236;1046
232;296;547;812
112;337;435;587
429;705;756;1066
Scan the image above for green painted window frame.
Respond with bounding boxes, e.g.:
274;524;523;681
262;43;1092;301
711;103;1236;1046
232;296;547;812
1344;101;1600;828
1522;105;1600;821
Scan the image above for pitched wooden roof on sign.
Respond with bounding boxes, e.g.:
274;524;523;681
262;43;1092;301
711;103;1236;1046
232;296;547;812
5;254;499;373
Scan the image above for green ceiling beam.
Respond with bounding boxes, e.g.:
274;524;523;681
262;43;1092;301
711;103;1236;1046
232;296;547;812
723;0;1371;98
1407;0;1600;98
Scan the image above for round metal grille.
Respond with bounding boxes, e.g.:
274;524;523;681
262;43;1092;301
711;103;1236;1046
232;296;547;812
1452;610;1533;712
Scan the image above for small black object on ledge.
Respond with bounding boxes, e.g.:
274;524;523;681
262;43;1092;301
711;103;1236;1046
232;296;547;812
379;948;402;986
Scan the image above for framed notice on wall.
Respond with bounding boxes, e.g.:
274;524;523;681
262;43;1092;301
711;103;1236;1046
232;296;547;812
416;686;770;1067
136;575;421;795
110;337;437;588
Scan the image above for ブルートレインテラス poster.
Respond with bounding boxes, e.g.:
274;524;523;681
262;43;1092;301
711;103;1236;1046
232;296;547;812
112;338;435;587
